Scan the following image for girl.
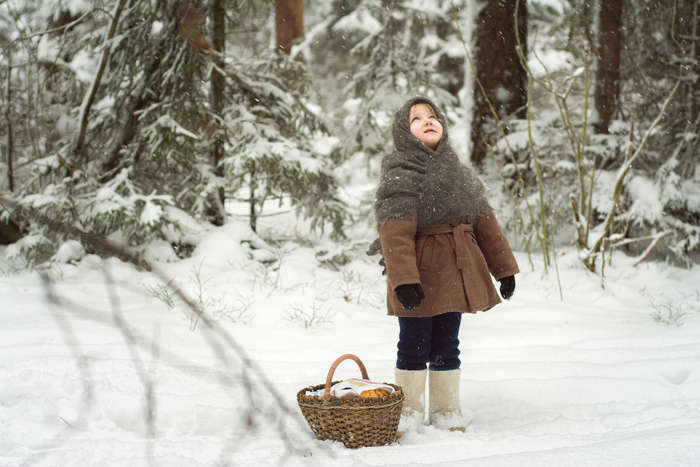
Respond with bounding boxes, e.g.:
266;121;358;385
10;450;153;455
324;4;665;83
372;97;519;431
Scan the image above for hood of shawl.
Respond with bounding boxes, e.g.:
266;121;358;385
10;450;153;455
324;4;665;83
375;96;490;231
392;96;449;155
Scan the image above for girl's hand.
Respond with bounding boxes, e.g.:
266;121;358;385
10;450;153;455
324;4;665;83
395;284;424;311
499;276;516;299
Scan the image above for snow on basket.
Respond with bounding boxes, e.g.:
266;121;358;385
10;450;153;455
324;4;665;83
296;354;404;449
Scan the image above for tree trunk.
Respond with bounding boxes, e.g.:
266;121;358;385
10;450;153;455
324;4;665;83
593;0;622;134
693;4;699;126
275;0;304;54
249;161;258;233
6;48;14;192
73;0;128;160
437;19;463;97
471;0;527;166
0;218;21;245
207;0;226;226
100;40;166;181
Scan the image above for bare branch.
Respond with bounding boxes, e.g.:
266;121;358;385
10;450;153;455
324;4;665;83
0;192;332;462
588;78;682;261
20;271;97;466
101;264;157;465
6;9;96;45
632;231;673;267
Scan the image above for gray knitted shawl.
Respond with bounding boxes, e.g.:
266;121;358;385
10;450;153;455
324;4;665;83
373;97;490;236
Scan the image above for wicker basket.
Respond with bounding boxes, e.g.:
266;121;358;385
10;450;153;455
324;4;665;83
296;354;404;449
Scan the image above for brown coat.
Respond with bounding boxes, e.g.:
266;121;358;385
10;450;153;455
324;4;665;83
379;210;519;317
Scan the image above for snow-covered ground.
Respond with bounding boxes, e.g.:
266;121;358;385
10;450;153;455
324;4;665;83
2;200;700;466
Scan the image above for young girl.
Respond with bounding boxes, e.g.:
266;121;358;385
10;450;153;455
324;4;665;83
372;97;519;431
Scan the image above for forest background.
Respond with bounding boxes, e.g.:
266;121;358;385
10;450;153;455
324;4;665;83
1;0;698;270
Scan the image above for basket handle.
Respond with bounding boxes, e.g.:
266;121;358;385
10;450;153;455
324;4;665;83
323;354;369;398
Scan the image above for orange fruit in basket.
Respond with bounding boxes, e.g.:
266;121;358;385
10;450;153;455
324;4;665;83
359;388;390;398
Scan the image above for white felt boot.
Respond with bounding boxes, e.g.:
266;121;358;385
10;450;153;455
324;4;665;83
395;368;427;433
429;369;466;432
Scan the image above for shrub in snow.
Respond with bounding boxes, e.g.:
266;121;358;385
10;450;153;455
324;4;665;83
142;239;178;263
5;233;52;266
53;240;86;264
285;301;334;329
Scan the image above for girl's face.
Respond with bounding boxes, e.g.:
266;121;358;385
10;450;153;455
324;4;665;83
409;103;443;149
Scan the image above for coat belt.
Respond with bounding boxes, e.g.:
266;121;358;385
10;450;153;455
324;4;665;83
416;223;474;271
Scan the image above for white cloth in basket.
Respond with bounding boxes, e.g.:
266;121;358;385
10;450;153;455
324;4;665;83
305;378;395;398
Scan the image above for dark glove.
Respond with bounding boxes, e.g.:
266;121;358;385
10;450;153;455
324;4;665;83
499;275;515;300
395;284;424;311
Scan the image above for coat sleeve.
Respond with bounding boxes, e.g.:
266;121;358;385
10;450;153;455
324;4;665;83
474;210;519;280
378;213;421;291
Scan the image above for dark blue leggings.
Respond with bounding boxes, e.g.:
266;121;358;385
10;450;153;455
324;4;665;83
396;312;462;371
